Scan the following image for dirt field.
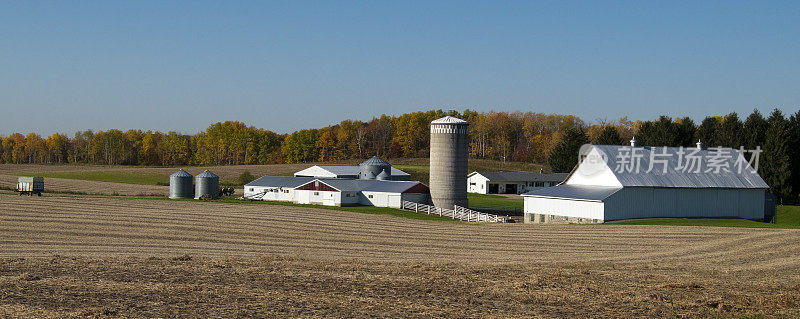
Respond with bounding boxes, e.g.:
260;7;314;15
1;194;800;317
0;174;168;196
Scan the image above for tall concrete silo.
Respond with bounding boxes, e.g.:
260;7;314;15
169;169;194;199
194;170;219;199
429;116;469;209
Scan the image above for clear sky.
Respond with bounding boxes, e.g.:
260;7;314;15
1;1;798;135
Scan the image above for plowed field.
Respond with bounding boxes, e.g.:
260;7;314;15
2;194;799;317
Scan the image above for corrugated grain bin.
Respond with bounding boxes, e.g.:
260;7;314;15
169;169;194;199
359;156;391;180
194;170;219;199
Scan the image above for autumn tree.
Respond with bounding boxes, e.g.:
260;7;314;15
46;133;70;163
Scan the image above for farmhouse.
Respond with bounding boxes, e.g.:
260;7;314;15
467;171;568;194
522;144;770;223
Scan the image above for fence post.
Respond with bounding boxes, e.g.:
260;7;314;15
415;202;418;213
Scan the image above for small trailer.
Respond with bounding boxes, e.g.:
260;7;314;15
17;177;44;196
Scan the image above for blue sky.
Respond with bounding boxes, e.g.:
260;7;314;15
1;1;798;135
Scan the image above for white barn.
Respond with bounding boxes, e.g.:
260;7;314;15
522;145;769;223
244;177;430;208
467;171;568;194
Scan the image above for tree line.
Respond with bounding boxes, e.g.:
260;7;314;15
1;108;798;201
0;109;585;166
547;109;800;203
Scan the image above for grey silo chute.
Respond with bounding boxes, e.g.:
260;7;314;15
169;169;194;199
359;156;391;180
429;116;469;209
194;170;220;199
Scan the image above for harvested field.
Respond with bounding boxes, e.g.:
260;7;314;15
1;194;800;317
0;174;167;196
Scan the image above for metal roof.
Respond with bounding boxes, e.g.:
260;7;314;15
360;156;391;167
246;176;314;188
314;179;378;192
170;169;193;178
195;170;218;178
470;171;569;182
363;181;424;193
586;145;769;189
309;165;410;177
431;116;468;124
522;185;622;201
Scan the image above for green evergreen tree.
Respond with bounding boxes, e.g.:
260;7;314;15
548;128;589;173
595;126;624;145
743;109;768;151
714;112;744;148
762;109;792;203
695;116;720;147
787;110;800;202
674;117;697;147
650;116;679;146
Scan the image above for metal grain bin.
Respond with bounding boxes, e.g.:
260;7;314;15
194;170;219;199
169;169;194;199
359;156;391;180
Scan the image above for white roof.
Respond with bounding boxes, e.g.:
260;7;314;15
294;165;410;178
567;145;768;189
431;116;468;124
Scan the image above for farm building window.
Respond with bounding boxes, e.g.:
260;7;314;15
249;188;254;192
314;192;319;195
284;190;289;193
469;182;476;186
368;195;373;198
534;182;544;187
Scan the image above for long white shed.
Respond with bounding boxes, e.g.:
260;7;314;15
523;145;770;223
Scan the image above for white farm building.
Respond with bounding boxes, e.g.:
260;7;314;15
244;156;428;208
244;177;429;208
294;164;411;180
522;145;770;223
467;171;568;194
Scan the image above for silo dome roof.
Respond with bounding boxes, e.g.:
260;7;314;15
376;170;390;180
360;156;390;167
196;170;219;178
431;116;468;124
170;169;193;178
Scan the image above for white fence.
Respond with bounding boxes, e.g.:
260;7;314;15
401;201;508;223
